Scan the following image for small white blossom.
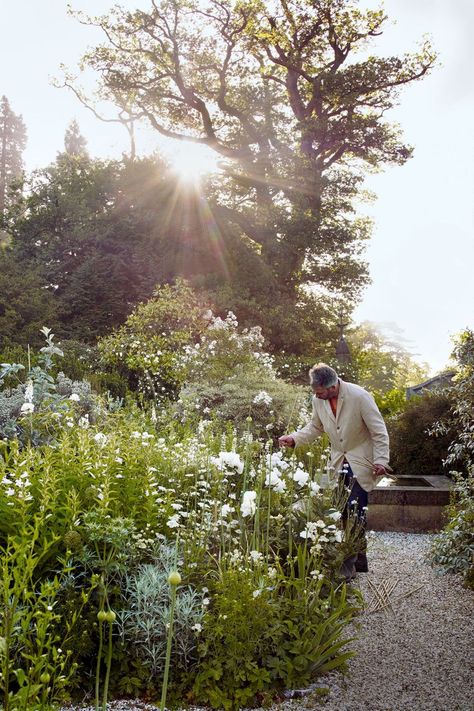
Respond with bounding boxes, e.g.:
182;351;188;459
211;451;244;475
293;467;309;487
69;393;80;402
20;402;35;415
220;503;233;517
253;390;273;406
93;432;108;446
240;490;257;517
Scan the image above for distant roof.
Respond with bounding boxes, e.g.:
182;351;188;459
406;370;455;399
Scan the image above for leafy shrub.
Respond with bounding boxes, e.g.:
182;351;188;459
192;567;276;710
0;328;100;444
97;279;209;400
430;471;474;589
177;311;309;437
387;392;453;477
429;330;474;588
119;548;204;684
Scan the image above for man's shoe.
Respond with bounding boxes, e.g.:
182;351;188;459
355;552;368;573
339;555;357;583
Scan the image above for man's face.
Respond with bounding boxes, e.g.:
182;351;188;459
312;384;338;400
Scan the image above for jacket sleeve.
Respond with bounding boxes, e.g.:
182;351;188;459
360;392;391;467
290;397;325;447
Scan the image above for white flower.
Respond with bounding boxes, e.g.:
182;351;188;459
309;482;321;495
327;510;342;521
24;379;34;403
293;468;309;487
265;469;285;491
249;550;263;563
220;503;233;517
333;530;343;543
252;589;261;598
191;623;202;633
20;402;35;415
265;452;290;471
273;476;286;493
93;432;108;446
253;390;273;406
69;393;80;402
115;457;123;464
78;415;89;429
166;515;181;529
211;451;244;474
240;490;257;517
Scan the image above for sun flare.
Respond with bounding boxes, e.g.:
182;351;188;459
165;140;220;182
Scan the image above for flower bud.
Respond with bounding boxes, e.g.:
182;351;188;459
168;571;182;586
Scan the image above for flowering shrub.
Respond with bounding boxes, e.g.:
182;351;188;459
0;327;100;444
0;400;361;708
97;279;209;400
177;311;309;437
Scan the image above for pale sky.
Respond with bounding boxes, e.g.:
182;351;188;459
1;0;473;375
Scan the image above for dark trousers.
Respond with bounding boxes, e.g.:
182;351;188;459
341;462;368;556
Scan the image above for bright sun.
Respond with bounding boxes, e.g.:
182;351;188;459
165;140;220;182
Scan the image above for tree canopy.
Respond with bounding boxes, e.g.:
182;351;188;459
69;0;435;311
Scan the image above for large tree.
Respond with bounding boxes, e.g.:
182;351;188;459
0;96;27;216
68;0;435;313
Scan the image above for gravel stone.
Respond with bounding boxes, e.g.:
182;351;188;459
60;532;474;711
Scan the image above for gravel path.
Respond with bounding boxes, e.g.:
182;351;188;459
285;531;474;711
61;532;474;711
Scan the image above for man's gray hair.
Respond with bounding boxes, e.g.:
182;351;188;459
309;363;338;388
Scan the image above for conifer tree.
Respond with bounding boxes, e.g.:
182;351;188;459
0;96;27;215
63;119;89;157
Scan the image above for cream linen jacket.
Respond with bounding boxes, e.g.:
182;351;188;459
290;379;390;493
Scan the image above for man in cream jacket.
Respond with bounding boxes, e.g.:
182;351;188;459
279;362;391;578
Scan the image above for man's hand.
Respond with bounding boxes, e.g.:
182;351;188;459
373;464;386;478
278;435;295;448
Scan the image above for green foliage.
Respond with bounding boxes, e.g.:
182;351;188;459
443;329;474;472
373;388;407;419
119;550;204;683
177;310;308;436
429;329;474;588
0;250;58;350
0;520;88;711
192;568;276;710
348;321;430;397
0;328;99;444
0;95;27;216
98;279;209;400
430;472;474;589
5;155;201;343
387;392;453;477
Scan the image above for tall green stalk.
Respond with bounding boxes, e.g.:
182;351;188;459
160;571;181;711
